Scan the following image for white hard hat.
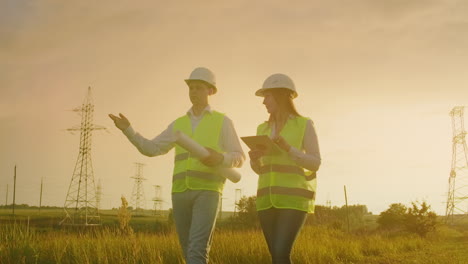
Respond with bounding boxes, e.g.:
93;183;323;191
185;67;217;94
255;73;297;98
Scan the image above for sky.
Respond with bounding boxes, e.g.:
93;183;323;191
2;0;468;215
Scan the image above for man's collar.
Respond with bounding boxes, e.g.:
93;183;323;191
187;105;212;117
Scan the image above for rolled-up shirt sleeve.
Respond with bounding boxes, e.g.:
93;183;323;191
123;122;176;157
288;119;321;172
219;116;245;168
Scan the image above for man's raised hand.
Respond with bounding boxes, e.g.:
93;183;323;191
109;113;130;131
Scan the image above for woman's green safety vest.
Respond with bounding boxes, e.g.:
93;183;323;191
256;116;317;213
172;111;226;193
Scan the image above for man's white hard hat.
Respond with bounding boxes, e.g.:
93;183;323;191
255;73;297;99
185;67;217;94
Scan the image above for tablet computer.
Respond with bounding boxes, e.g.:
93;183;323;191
241;135;283;155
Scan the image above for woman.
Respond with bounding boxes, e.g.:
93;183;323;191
249;73;321;264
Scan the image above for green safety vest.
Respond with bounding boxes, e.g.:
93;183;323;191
172;111;226;193
256;116;317;213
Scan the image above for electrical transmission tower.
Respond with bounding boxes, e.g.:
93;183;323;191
218;196;228;220
131;162;147;213
61;87;106;226
152;185;163;216
445;106;468;223
96;179;102;210
234;188;242;216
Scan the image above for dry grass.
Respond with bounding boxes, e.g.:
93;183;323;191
1;222;468;264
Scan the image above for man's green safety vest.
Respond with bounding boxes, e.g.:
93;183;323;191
256;116;317;213
172;111;226;193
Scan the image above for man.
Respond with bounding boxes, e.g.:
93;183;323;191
109;67;245;264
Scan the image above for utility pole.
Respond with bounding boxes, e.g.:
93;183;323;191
39;177;43;212
12;165;16;216
5;184;8;206
344;185;350;233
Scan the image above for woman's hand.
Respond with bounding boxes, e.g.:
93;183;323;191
273;136;291;152
249;149;265;162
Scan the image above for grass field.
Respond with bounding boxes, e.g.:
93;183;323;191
1;209;468;263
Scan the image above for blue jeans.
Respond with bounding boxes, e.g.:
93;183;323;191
258;208;307;264
172;190;221;264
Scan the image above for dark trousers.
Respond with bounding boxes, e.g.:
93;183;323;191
258;208;307;264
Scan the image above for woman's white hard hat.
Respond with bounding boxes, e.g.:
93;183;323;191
255;73;297;98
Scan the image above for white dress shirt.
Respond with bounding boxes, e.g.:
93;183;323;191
123;105;245;168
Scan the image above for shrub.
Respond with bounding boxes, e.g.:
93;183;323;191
312;204;369;230
377;201;437;237
404;201;437;237
377;203;407;231
228;195;258;228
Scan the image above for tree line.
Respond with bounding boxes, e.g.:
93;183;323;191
229;196;437;237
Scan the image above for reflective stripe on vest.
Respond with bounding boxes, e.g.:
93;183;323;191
173;170;220;181
256;116;317;213
257;186;315;200
172;111;225;193
258;164;316;181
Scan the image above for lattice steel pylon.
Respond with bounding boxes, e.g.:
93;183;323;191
152;185;163;215
131;162;147;213
445;106;468;223
96;179;102;210
61;87;106;226
234;188;242;216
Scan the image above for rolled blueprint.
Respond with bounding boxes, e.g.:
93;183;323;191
174;131;241;183
174;131;210;159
